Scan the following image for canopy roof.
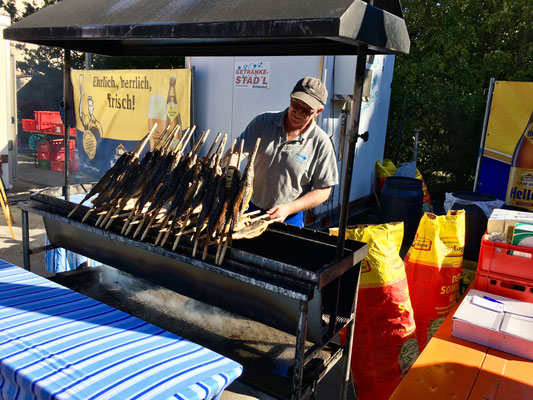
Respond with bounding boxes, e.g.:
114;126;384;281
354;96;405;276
3;0;409;56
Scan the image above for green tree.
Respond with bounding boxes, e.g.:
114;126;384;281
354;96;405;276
387;0;533;200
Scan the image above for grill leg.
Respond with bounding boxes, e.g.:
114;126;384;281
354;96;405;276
341;264;362;400
22;209;31;271
340;314;356;400
292;300;309;400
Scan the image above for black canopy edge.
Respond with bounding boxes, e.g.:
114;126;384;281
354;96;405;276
4;4;410;56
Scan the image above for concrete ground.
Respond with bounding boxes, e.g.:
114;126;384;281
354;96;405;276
0;154;355;400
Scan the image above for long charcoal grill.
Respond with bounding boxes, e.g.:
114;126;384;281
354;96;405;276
23;186;367;345
7;0;409;398
20;185;367;398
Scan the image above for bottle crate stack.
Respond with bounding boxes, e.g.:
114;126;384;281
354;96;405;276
37;139;79;172
474;234;533;303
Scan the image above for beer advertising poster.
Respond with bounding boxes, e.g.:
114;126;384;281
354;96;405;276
71;69;191;178
477;81;533;207
233;61;270;89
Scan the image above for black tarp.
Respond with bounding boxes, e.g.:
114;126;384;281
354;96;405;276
3;0;409;56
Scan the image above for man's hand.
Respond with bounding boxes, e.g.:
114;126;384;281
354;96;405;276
267;187;332;222
267;204;293;222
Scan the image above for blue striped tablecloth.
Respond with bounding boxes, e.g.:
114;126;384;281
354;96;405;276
0;259;242;400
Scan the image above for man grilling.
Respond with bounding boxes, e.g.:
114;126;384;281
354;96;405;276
230;76;338;227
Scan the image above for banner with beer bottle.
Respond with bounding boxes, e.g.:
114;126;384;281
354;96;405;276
71;69;191;178
476;81;533;209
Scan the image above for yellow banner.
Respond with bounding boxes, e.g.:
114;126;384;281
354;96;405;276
72;69;191;158
484;81;533;161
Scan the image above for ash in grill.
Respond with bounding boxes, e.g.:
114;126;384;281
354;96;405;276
68;123;265;265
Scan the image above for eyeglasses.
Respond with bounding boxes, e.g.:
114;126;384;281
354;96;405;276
290;100;316;117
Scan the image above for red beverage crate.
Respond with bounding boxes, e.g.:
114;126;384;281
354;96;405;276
49;139;76;152
475;270;533;303
35;112;62;131
22;119;36;131
37;150;51;161
33;111;62;125
51;123;64;134
478;234;533;281
51;158;79;172
37;141;51;153
54;149;76;162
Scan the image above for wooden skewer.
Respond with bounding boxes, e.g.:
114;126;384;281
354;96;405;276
241;209;261;218
204;132;222;161
191;129;210;156
152;125;171;151
171;213;193;250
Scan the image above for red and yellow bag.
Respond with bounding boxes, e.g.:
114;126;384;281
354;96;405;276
331;223;419;400
404;210;465;350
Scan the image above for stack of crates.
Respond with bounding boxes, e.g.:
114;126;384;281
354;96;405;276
36;139;78;171
474;234;533;302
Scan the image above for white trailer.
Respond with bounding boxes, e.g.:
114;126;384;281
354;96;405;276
0;15;17;189
190;54;395;227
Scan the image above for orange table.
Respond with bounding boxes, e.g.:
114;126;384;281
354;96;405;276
390;293;533;399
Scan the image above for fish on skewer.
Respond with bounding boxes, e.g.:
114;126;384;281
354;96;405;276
200;139;237;260
142;129;209;242
68;124;157;219
153;154;200;245
231;216;284;240
102;150;159;229
129;127;196;237
171;134;226;250
95;124;183;227
214;139;245;264
82;124;180;224
92;124;182;227
191;135;228;257
218;137;261;264
163;132;226;248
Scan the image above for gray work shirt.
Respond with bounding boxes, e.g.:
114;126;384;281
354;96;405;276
239;110;339;210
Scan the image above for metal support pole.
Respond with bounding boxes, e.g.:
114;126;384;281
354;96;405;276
335;45;368;260
63;48;72;201
473;77;495;191
340;266;362;400
292;300;309;400
21;209;30;271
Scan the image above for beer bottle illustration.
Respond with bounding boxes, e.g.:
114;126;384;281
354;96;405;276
148;94;166;151
166;77;182;137
505;110;533;210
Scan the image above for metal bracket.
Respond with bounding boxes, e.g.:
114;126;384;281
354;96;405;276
355;130;369;142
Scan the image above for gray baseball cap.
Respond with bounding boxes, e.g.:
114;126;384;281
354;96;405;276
290;76;328;110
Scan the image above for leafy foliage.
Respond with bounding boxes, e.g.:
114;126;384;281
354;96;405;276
387;0;533;200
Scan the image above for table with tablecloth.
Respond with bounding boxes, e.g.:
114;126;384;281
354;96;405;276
0;258;243;400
